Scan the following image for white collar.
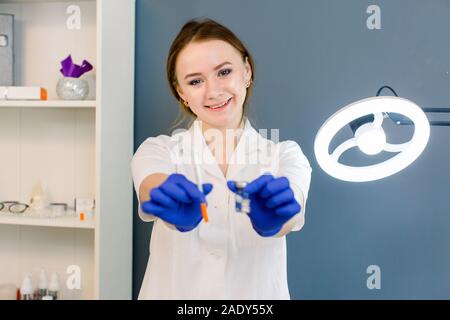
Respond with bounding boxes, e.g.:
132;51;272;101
189;117;264;152
170;118;277;180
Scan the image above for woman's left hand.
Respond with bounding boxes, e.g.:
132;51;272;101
227;174;301;237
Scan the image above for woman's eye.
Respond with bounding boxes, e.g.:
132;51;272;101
219;68;232;77
188;69;231;85
189;79;202;86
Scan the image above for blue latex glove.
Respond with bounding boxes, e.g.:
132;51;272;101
227;174;301;237
141;173;213;232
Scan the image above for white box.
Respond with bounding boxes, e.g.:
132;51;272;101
0;86;47;100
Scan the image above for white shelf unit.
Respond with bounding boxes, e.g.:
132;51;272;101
0;0;134;299
0;100;96;108
0;214;95;229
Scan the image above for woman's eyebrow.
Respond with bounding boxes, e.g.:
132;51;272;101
184;61;232;80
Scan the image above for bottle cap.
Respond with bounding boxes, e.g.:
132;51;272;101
235;181;248;189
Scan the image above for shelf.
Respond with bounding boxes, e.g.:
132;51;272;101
0;100;96;108
0;0;134;299
1;0;96;3
0;212;95;229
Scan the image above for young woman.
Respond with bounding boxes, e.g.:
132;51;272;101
132;18;312;299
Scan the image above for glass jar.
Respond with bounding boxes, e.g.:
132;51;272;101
56;77;89;100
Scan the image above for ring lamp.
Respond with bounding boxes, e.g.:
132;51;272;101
314;95;430;182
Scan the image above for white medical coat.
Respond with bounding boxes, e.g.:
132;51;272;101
131;118;312;300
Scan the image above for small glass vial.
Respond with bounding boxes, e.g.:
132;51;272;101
235;181;250;214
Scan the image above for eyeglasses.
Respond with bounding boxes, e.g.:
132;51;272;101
0;201;29;214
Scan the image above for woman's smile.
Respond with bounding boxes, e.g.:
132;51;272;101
205;97;232;111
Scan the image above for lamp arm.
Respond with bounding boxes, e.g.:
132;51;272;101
376;86;450;126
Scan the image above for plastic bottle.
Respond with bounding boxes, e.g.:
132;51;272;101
48;272;60;300
20;275;34;300
29;181;50;215
36;269;48;300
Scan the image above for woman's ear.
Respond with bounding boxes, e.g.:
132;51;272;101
175;83;187;103
244;56;252;84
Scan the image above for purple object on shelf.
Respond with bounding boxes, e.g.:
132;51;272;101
59;55;93;78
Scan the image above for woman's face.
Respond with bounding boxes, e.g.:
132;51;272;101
175;39;252;130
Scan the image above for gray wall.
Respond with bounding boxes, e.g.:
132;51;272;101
134;0;450;299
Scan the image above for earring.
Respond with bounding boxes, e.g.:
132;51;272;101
181;99;189;107
245;79;253;88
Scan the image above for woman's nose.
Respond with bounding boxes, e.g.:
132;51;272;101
205;79;225;100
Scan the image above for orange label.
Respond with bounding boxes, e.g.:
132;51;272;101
40;88;48;100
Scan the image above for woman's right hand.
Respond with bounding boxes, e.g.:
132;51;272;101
141;173;213;232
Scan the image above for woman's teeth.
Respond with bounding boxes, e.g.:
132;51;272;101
207;98;231;109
